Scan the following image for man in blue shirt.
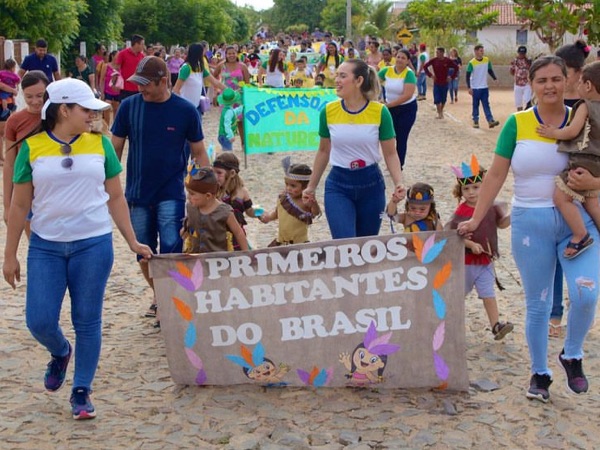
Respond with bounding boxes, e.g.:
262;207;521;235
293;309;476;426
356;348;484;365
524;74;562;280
18;39;61;82
111;56;208;322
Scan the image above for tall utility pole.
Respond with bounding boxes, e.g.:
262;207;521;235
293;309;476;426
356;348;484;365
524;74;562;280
346;0;352;40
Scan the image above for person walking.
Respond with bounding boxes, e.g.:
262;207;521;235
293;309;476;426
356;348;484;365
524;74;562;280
509;46;532;111
114;34;146;101
2;78;152;420
303;59;405;239
466;44;500;129
458;56;600;403
423;47;458;119
111;56;209;322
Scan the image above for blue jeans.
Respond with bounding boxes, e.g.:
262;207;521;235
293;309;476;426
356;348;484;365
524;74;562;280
388;101;417;169
417;72;427;97
471;88;494;123
511;206;599;376
218;134;233;151
324;164;385;239
449;78;459;100
26;232;114;390
129;199;184;256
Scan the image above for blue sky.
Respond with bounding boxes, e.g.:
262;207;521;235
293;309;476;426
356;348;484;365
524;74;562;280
233;0;273;11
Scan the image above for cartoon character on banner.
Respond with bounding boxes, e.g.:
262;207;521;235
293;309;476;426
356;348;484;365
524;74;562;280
339;321;400;386
226;342;290;386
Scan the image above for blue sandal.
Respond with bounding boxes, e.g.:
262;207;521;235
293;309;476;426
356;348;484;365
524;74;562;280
564;233;594;260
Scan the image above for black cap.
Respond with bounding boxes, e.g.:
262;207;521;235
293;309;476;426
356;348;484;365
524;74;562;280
517;46;527;54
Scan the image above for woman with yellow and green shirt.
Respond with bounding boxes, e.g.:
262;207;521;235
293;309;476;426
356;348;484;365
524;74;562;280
378;49;417;169
316;43;344;88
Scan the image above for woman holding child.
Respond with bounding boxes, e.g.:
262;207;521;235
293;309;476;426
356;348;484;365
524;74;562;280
458;56;600;403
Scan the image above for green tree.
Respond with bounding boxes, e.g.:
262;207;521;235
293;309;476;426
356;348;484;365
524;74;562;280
582;1;600;45
270;0;324;33
321;0;367;37
514;0;589;52
406;0;497;48
121;0;235;46
0;0;86;52
77;0;124;49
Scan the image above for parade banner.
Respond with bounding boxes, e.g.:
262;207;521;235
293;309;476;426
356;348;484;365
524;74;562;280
242;87;337;155
149;231;469;390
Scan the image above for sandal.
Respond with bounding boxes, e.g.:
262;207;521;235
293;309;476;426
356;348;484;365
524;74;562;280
145;304;158;318
548;322;565;338
564;233;593;259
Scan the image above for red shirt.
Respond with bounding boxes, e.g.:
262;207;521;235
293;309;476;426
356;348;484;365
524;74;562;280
423;57;459;86
116;47;145;92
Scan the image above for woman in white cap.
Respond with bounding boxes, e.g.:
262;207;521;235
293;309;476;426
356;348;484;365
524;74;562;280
2;78;152;420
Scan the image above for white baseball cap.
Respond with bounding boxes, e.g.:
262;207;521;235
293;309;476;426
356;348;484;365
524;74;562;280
41;78;110;120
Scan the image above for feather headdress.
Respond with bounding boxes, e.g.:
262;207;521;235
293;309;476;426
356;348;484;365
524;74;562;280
450;154;485;185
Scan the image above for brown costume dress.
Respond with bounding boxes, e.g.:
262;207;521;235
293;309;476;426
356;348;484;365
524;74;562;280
182;202;233;253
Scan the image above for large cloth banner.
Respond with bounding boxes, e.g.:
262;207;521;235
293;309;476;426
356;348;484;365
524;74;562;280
242;87;337;155
149;231;469;390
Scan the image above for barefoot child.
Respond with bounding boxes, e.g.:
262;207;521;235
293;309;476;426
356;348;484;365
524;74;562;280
259;157;321;246
181;165;248;253
447;155;513;340
212;152;259;250
386;182;443;232
537;60;600;259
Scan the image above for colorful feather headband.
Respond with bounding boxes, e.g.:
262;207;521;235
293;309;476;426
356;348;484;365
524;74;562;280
451;154;484;185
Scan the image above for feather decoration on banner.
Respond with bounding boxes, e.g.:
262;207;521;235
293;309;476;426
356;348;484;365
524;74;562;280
432;321;445;352
172;297;193;321
432;290;447;319
433;262;452;290
422;238;447;264
363;321;400;355
297;366;334;387
168;260;204;291
184;322;197;348
185;348;204;370
227;342;266;369
433;351;450;380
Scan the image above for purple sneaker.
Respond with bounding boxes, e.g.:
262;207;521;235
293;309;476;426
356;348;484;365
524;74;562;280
70;387;96;420
558;349;588;394
44;341;72;392
526;373;553;403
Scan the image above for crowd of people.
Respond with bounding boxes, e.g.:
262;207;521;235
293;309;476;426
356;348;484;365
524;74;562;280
0;29;599;420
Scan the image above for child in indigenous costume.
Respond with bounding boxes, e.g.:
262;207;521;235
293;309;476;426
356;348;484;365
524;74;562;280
212;152;259;250
259;157;321;246
217;88;243;152
386;182;443;232
181;165;248;253
446;155;513;340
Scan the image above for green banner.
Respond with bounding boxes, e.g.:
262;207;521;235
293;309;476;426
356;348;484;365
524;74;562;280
242;87;338;155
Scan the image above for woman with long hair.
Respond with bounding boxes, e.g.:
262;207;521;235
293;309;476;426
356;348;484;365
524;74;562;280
257;48;289;88
173;43;226;123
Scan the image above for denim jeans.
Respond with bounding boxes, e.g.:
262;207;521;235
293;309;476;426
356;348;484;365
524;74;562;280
417;72;427;97
324;164;385;239
26;232;114;390
471;88;494;123
129;199;185;256
511;205;599;376
449;78;459;100
388;101;417;169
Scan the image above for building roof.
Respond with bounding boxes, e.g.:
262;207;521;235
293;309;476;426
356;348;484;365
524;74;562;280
487;4;528;26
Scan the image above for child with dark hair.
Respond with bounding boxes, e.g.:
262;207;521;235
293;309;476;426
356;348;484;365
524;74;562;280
259;156;321;246
446;155;513;340
386;182;443;232
0;59;20;119
181;165;248;253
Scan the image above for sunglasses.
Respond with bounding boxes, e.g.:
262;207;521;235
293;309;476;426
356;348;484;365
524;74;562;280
60;144;73;169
